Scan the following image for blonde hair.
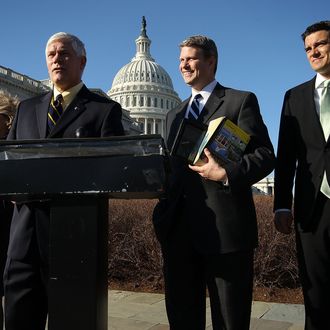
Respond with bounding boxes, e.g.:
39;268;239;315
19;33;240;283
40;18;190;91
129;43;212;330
0;90;19;128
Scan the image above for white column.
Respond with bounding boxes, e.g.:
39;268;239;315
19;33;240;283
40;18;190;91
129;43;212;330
153;118;156;134
144;117;148;134
161;119;164;137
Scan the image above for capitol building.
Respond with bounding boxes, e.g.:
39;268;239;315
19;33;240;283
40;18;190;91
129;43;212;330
0;17;180;136
0;17;274;194
108;17;181;136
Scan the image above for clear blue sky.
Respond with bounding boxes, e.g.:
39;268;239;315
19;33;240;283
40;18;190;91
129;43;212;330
1;0;329;148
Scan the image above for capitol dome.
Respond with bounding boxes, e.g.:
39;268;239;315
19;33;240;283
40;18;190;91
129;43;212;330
108;17;181;137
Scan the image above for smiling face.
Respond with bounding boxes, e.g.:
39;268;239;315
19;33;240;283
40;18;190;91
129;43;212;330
179;46;216;91
46;38;86;92
304;30;330;78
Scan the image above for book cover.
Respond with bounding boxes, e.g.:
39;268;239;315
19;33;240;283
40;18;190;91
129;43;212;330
171;117;250;166
170;118;206;162
194;116;250;165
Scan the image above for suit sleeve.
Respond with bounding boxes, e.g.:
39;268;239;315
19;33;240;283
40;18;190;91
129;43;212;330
223;92;275;191
273;90;297;211
101;101;125;137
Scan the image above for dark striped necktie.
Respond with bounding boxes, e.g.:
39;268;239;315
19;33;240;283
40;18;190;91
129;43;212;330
187;94;202;120
48;94;63;132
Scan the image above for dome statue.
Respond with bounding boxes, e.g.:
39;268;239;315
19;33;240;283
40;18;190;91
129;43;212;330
108;17;181;137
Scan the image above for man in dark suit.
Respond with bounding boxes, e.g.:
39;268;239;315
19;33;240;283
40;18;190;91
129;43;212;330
3;32;124;330
274;21;330;330
153;35;274;329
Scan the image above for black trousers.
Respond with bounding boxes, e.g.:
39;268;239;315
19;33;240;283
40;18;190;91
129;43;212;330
4;214;48;330
4;256;48;330
161;217;254;330
0;200;13;296
1;201;14;329
296;192;330;330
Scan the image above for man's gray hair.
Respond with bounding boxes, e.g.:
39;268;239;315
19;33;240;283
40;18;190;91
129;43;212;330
45;32;86;57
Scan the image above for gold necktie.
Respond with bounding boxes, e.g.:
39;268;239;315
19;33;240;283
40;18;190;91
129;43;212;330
48;94;63;133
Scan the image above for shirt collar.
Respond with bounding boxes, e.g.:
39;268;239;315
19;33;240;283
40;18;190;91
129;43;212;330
191;80;217;100
315;74;329;89
53;81;84;110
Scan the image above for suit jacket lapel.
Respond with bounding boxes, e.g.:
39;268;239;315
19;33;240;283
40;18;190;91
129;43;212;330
48;85;89;137
198;83;225;124
166;99;189;150
36;92;52;138
302;78;326;144
174;99;189;122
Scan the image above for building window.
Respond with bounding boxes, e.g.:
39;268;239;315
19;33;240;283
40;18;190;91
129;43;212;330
154;98;158;107
161;99;164;108
147;122;152;134
140;97;144;106
133;96;136;106
140;120;144;132
147;97;151;107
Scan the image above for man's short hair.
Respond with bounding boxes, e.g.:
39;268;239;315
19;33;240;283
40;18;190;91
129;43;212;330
45;32;86;57
180;35;218;73
301;21;330;41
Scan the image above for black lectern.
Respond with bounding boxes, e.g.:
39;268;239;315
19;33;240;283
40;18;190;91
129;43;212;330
0;135;167;330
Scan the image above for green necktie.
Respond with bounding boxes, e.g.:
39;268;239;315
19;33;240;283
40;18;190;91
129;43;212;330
320;80;330;198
